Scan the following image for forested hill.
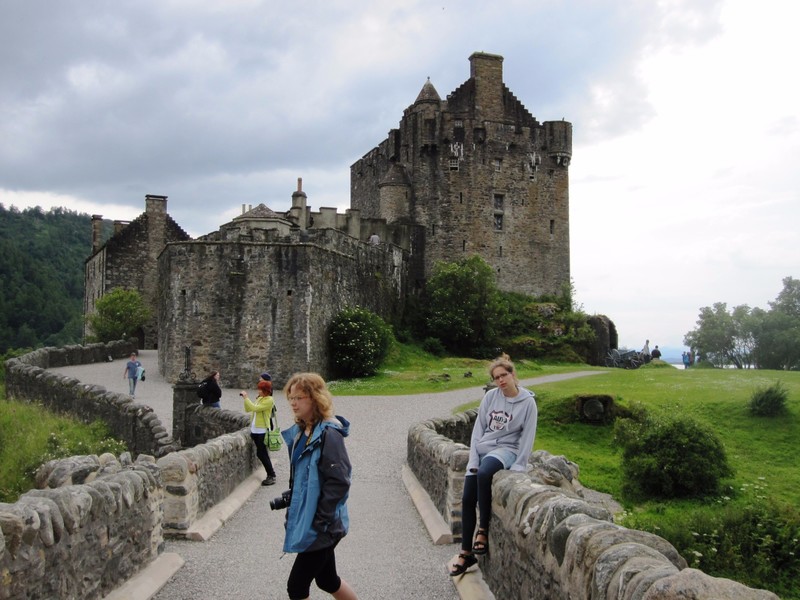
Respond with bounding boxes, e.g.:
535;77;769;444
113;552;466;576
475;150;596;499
0;205;106;353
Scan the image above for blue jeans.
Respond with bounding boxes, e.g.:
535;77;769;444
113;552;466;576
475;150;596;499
128;377;138;396
461;449;516;552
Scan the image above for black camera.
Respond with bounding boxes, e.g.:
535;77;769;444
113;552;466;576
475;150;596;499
269;490;291;511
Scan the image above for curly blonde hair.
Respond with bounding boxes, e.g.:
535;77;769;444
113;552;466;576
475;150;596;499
283;372;335;428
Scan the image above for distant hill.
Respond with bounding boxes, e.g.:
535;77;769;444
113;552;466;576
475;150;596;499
0;205;112;353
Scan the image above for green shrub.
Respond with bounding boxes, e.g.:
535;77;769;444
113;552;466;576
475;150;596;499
505;335;543;358
749;381;789;417
640;359;673;369
328;307;393;378
614;409;733;500
620;485;800;598
421;337;446;357
538;344;584;364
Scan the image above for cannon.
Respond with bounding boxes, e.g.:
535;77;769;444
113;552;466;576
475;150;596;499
604;348;643;369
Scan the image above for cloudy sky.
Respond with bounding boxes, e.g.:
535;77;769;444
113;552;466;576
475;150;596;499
1;0;798;353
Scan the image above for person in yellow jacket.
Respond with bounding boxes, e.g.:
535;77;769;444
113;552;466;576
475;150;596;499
241;379;277;486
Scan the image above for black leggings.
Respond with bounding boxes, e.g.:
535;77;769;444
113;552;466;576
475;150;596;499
287;543;341;599
250;432;275;478
461;456;505;552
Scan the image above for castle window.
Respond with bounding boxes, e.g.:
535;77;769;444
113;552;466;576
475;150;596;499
454;119;463;128
550;220;555;235
287;289;293;297
499;246;503;257
462;240;467;251
459;192;463;204
432;224;436;236
494;194;504;210
449;158;459;171
494;158;502;172
494;214;503;230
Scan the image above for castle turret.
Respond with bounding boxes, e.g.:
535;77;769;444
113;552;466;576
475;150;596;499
378;163;411;222
544;120;572;167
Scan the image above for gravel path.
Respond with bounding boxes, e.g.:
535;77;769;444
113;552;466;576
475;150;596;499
51;354;605;599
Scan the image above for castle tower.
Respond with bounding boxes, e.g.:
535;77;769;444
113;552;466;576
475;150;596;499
350;52;572;298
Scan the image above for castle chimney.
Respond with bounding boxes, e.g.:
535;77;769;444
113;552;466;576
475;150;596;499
242;204;246;215
91;214;103;253
145;194;167;217
292;176;308;230
469;52;504;119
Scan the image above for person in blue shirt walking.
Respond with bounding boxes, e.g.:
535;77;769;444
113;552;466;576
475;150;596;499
279;372;357;600
122;353;142;398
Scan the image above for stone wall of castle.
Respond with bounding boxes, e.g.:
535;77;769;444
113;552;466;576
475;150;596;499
157;227;408;388
407;412;779;600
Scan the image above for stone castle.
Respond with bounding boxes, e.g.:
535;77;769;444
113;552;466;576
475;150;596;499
84;52;572;387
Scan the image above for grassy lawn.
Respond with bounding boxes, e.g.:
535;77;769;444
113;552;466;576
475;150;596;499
327;342;598;395
530;364;800;508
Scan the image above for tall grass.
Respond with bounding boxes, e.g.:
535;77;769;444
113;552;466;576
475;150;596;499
0;390;127;502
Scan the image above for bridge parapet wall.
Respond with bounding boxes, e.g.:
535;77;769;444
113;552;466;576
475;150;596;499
5;341;179;458
407;412;779;600
0;455;163;600
1;343;262;597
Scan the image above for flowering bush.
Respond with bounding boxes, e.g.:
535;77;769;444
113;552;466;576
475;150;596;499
328;307;393;378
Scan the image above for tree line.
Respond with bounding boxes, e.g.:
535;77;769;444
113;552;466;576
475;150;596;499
684;276;800;370
0;205;110;353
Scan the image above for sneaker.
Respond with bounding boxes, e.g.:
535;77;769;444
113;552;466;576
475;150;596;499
262;476;276;486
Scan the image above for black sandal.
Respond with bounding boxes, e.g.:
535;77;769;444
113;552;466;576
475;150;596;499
472;528;489;555
449;552;478;577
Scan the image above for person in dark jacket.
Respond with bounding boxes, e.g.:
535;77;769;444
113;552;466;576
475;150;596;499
199;371;223;408
281;372;357;600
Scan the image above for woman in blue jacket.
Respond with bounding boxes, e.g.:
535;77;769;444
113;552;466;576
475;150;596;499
281;373;358;600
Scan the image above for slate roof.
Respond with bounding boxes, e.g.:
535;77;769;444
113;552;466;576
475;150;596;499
414;77;441;104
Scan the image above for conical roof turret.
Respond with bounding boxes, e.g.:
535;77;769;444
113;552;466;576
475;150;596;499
414;77;441;104
379;162;410;187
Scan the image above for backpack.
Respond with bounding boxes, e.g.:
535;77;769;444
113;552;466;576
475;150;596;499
197;380;210;402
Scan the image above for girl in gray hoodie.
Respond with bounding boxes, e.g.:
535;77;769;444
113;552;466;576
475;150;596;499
450;354;538;577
